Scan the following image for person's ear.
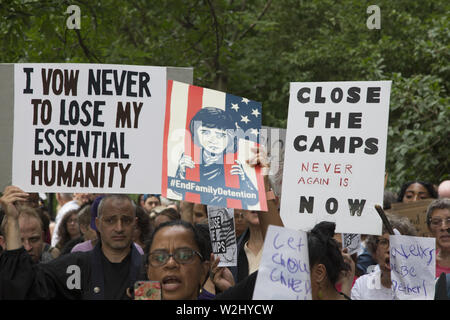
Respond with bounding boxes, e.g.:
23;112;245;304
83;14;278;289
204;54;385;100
311;263;327;283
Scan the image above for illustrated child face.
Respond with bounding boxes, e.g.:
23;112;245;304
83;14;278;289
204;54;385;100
196;125;229;155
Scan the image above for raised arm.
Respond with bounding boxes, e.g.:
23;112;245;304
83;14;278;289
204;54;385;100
0;185;29;250
247;147;284;240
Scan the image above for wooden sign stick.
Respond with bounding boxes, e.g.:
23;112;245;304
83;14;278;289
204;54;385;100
375;204;395;235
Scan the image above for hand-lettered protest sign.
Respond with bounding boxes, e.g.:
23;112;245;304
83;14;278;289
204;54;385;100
389;235;436;300
260;126;286;198
12;63;173;193
207;206;238;267
280;82;391;235
253;225;311;300
162;80;267;210
342;233;361;255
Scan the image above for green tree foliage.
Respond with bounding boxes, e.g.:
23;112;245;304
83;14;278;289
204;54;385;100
0;0;448;191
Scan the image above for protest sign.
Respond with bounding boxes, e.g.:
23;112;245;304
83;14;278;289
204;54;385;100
260;126;286;198
8;63;192;193
389;235;435;300
280;81;391;235
162;80;267;210
388;199;434;237
342;233;361;255
207;206;238;267
253;225;311;300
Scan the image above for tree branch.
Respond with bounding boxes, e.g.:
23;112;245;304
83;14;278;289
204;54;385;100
236;0;272;41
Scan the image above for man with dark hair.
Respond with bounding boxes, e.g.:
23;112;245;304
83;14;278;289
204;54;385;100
142;194;161;213
0;186;143;300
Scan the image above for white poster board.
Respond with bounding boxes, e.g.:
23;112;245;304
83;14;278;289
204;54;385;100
12;63;167;193
253;225;311;300
207;206;238;267
280;81;391;235
390;235;436;300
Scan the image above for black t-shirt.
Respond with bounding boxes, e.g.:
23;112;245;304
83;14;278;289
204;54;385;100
101;251;132;300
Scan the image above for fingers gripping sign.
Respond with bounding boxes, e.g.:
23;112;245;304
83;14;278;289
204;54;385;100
247;146;271;176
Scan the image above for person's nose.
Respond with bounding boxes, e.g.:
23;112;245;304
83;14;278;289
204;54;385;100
164;255;179;269
23;239;32;251
114;219;124;232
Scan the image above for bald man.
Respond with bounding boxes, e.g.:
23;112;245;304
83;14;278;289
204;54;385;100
438;180;450;199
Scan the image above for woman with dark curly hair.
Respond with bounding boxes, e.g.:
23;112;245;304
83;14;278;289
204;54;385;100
132;206;152;249
397;180;438;203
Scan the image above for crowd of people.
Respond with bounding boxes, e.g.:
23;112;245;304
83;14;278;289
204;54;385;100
0;152;449;300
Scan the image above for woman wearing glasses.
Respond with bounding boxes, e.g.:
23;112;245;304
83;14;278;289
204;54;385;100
144;220;211;300
426;199;450;277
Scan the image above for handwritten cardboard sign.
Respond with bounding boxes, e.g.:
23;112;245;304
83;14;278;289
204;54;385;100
12;63;169;193
253;225;311;300
390;235;435;300
207;206;238;267
388;199;434;237
280;81;391;235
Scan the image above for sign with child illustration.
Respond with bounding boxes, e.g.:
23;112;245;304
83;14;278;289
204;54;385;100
161;80;267;211
11;63;194;193
281;81;391;235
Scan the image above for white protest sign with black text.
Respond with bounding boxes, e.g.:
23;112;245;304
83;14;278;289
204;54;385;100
281;81;391;235
390;235;436;300
13;63;167;193
207;206;238;267
253;225;311;300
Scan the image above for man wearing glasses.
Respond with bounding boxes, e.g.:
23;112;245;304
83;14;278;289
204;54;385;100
0;187;143;300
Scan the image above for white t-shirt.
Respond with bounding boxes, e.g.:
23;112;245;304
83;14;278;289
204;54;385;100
51;200;80;247
351;267;394;300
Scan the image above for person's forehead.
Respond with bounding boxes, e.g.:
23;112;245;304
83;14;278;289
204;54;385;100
198;126;226;133
146;197;159;203
152;226;197;248
405;183;429;193
19;216;42;234
102;198;134;214
431;208;450;217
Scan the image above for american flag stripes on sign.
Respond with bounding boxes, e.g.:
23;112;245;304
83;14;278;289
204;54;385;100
162;80;267;211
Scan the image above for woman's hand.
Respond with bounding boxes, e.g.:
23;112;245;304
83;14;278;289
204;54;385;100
210;254;235;292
